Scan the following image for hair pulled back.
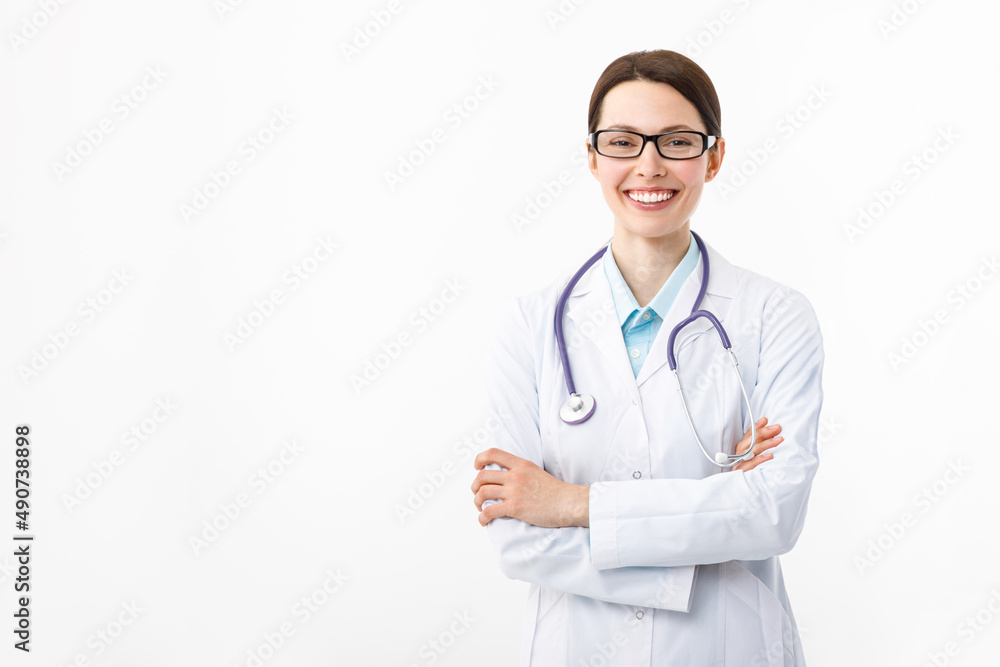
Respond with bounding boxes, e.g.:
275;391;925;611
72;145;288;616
588;50;722;147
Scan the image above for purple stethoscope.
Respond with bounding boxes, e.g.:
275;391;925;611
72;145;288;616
553;230;757;468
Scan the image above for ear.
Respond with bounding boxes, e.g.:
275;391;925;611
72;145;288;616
587;143;600;181
704;137;725;183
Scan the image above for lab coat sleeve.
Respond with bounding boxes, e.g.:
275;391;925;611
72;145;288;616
589;287;825;569
480;297;697;612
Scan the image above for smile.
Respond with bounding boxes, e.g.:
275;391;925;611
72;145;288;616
626;190;676;203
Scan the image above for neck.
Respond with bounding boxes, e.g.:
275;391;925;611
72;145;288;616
610;223;691;308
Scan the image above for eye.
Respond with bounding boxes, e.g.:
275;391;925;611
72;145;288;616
665;137;693;146
607;135;638;146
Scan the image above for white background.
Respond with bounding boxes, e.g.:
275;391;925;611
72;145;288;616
2;0;998;665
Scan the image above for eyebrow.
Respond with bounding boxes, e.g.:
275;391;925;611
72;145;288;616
603;124;697;133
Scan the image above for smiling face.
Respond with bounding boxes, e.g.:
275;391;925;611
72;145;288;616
587;79;725;246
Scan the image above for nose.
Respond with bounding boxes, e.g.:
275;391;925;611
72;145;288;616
635;139;667;178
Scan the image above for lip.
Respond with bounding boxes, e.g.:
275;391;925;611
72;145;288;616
623;188;678;210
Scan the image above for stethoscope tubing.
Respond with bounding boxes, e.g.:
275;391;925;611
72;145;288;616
553;230;757;467
554;242;609;397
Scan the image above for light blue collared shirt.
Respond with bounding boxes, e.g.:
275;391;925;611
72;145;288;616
603;233;701;378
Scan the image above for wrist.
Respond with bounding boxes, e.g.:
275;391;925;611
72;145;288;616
566;484;590;527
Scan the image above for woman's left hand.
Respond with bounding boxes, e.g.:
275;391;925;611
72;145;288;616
730;417;783;472
472;448;589;528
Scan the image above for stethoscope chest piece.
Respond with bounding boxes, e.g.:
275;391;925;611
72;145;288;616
560;393;596;424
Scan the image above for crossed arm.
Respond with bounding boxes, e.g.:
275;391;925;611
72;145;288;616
469;288;823;606
471;417;784;528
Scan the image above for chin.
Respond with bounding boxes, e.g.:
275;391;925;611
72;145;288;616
617;213;689;236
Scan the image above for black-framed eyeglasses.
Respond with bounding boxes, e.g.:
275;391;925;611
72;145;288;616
588;129;718;160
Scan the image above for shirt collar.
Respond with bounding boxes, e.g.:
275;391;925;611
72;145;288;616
602;232;701;328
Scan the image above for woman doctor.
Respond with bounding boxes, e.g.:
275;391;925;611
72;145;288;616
471;49;824;666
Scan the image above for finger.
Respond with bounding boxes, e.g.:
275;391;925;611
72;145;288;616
740;417;768;440
734;452;773;472
734;436;784;467
735;423;781;454
478;500;509;527
736;418;771;447
750;424;781;444
470;470;506;495
750;434;783;457
757;423;781;443
732;452;758;472
473;448;520;471
733;432;786;470
474;486;506;513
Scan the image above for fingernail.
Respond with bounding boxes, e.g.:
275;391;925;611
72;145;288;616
774;435;783;441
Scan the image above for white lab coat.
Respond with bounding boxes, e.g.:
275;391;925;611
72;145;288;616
481;237;824;666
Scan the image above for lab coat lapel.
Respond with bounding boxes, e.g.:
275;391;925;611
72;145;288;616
565;248;639;399
636;239;738;388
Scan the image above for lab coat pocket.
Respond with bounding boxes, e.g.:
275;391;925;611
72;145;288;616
719;561;799;667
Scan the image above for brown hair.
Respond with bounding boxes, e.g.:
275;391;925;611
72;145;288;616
588;50;722;148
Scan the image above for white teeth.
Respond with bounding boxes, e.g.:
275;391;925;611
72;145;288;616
628;190;675;203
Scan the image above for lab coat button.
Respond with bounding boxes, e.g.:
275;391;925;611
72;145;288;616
635;610;644;620
633;471;641;479
632;399;637;406
629;348;640;359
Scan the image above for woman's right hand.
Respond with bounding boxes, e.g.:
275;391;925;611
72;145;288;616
730;417;782;472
